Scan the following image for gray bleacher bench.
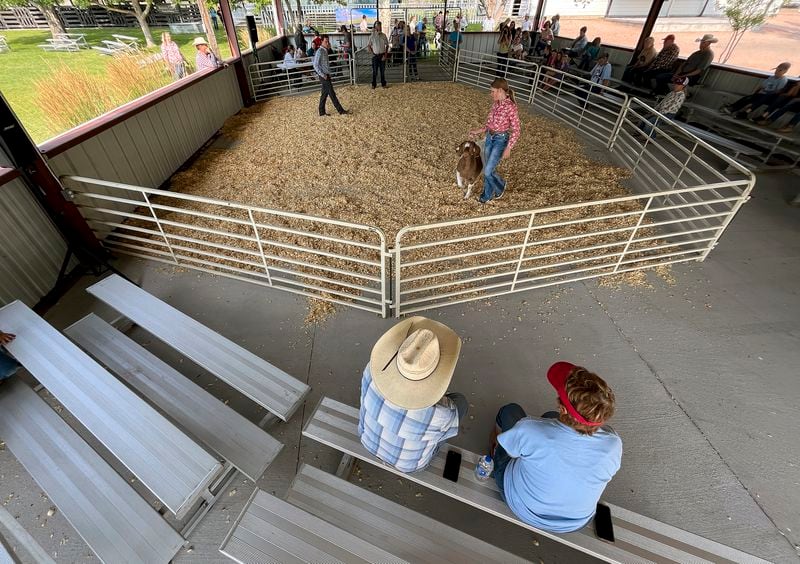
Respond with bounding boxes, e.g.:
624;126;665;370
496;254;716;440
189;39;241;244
86;274;310;422
677;122;763;162
219;486;406;564
65;313;283;482
682;102;800;167
0;380;185;563
303;397;769;564
0;300;222;519
287;463;529;563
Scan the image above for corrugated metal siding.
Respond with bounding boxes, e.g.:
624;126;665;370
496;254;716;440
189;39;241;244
541;0;610;17
48;67;243;188
0;178;68;307
607;0;652;17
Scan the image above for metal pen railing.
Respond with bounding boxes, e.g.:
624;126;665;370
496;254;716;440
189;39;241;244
62;176;390;317
249;53;352;101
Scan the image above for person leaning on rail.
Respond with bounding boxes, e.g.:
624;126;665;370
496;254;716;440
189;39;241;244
490;362;622;533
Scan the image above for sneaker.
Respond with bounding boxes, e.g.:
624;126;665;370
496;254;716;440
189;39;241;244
719;106;732;115
381;84;388;88
777;126;794;134
494;188;505;200
338;110;350;115
754;118;771;126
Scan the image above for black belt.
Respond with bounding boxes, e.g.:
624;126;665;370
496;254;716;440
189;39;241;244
487;129;509;136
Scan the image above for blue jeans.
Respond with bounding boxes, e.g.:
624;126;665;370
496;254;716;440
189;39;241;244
493;403;558;497
0;349;20;381
638;112;676;139
480;132;509;202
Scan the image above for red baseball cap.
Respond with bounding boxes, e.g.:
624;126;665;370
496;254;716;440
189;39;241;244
547;361;604;426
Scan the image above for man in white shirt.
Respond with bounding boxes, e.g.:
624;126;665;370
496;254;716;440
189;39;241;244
483;16;496;32
367;21;389;89
521;14;532;32
359;15;369;33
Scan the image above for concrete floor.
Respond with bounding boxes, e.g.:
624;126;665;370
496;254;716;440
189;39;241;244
1;169;798;563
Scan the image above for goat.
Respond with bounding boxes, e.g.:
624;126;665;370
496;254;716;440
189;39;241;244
455;141;483;200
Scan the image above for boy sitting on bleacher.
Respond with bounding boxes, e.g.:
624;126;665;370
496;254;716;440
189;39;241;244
719;62;791;119
490;362;622;533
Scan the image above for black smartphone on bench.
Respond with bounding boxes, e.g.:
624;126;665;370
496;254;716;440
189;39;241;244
594;503;615;542
443;450;462;482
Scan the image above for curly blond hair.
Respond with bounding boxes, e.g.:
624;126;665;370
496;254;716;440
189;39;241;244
558;367;616;435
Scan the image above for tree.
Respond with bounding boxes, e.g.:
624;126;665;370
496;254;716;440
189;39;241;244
84;0;156;47
477;0;508;23
718;0;785;63
0;0;65;36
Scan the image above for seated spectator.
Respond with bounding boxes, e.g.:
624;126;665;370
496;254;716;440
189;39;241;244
510;33;525;60
622;36;656;83
633;34;679;88
754;79;800;133
491;362;622;533
720;62;791;118
542;49;570;91
359;317;468;474
311;31;323;53
589;52;612;87
303;19;318;35
578;36;602;70
640;77;688;138
281;45;297;67
534;21;554;56
568;26;588;58
1;330;20;384
653;34;717;94
521;30;532;56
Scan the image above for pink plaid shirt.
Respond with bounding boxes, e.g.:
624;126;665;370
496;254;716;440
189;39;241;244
160;41;183;65
485;98;521;149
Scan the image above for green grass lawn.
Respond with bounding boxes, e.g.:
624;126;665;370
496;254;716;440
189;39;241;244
0;27;231;143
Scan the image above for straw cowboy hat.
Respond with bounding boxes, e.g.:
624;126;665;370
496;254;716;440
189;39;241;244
369;316;462;410
695;34;719;43
193;37;209;47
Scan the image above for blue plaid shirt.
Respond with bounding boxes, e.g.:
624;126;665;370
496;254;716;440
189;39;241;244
358;365;460;472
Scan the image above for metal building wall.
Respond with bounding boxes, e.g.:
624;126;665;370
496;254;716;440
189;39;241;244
0;177;68;307
47;67;243;188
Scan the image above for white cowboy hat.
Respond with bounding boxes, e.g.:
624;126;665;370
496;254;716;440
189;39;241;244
695;34;719;43
369;316;461;410
193;37;209;47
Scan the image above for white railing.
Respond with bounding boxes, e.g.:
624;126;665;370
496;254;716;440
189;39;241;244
249;53;352;101
66;46;754;318
390;48;754;316
62;176;390;317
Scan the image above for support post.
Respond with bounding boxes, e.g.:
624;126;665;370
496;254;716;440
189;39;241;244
532;0;546;36
219;0;253;106
271;0;285;36
630;0;667;66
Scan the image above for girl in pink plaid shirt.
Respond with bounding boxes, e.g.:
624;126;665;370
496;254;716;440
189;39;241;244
469;78;521;203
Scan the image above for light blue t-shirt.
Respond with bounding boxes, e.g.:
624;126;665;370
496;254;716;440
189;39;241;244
762;75;788;94
498;417;622;533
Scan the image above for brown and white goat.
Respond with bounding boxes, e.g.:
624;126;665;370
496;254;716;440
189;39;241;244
455;141;483;200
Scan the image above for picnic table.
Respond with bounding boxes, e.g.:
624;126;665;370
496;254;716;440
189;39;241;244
54;33;88;48
38;38;81;52
93;37;138;56
112;34;140;49
169;22;204;34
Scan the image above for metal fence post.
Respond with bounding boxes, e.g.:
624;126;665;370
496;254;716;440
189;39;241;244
510;212;536;292
528;64;539;106
612;196;653;273
248;209;273;286
141;191;178;264
393;241;402;317
608;96;631;151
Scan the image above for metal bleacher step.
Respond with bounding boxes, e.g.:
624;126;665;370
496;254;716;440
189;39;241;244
220;487;406;564
287;463;529;564
86;274;310;422
0;379;184;563
302;396;769;564
65;313;283;482
0;300;222;519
